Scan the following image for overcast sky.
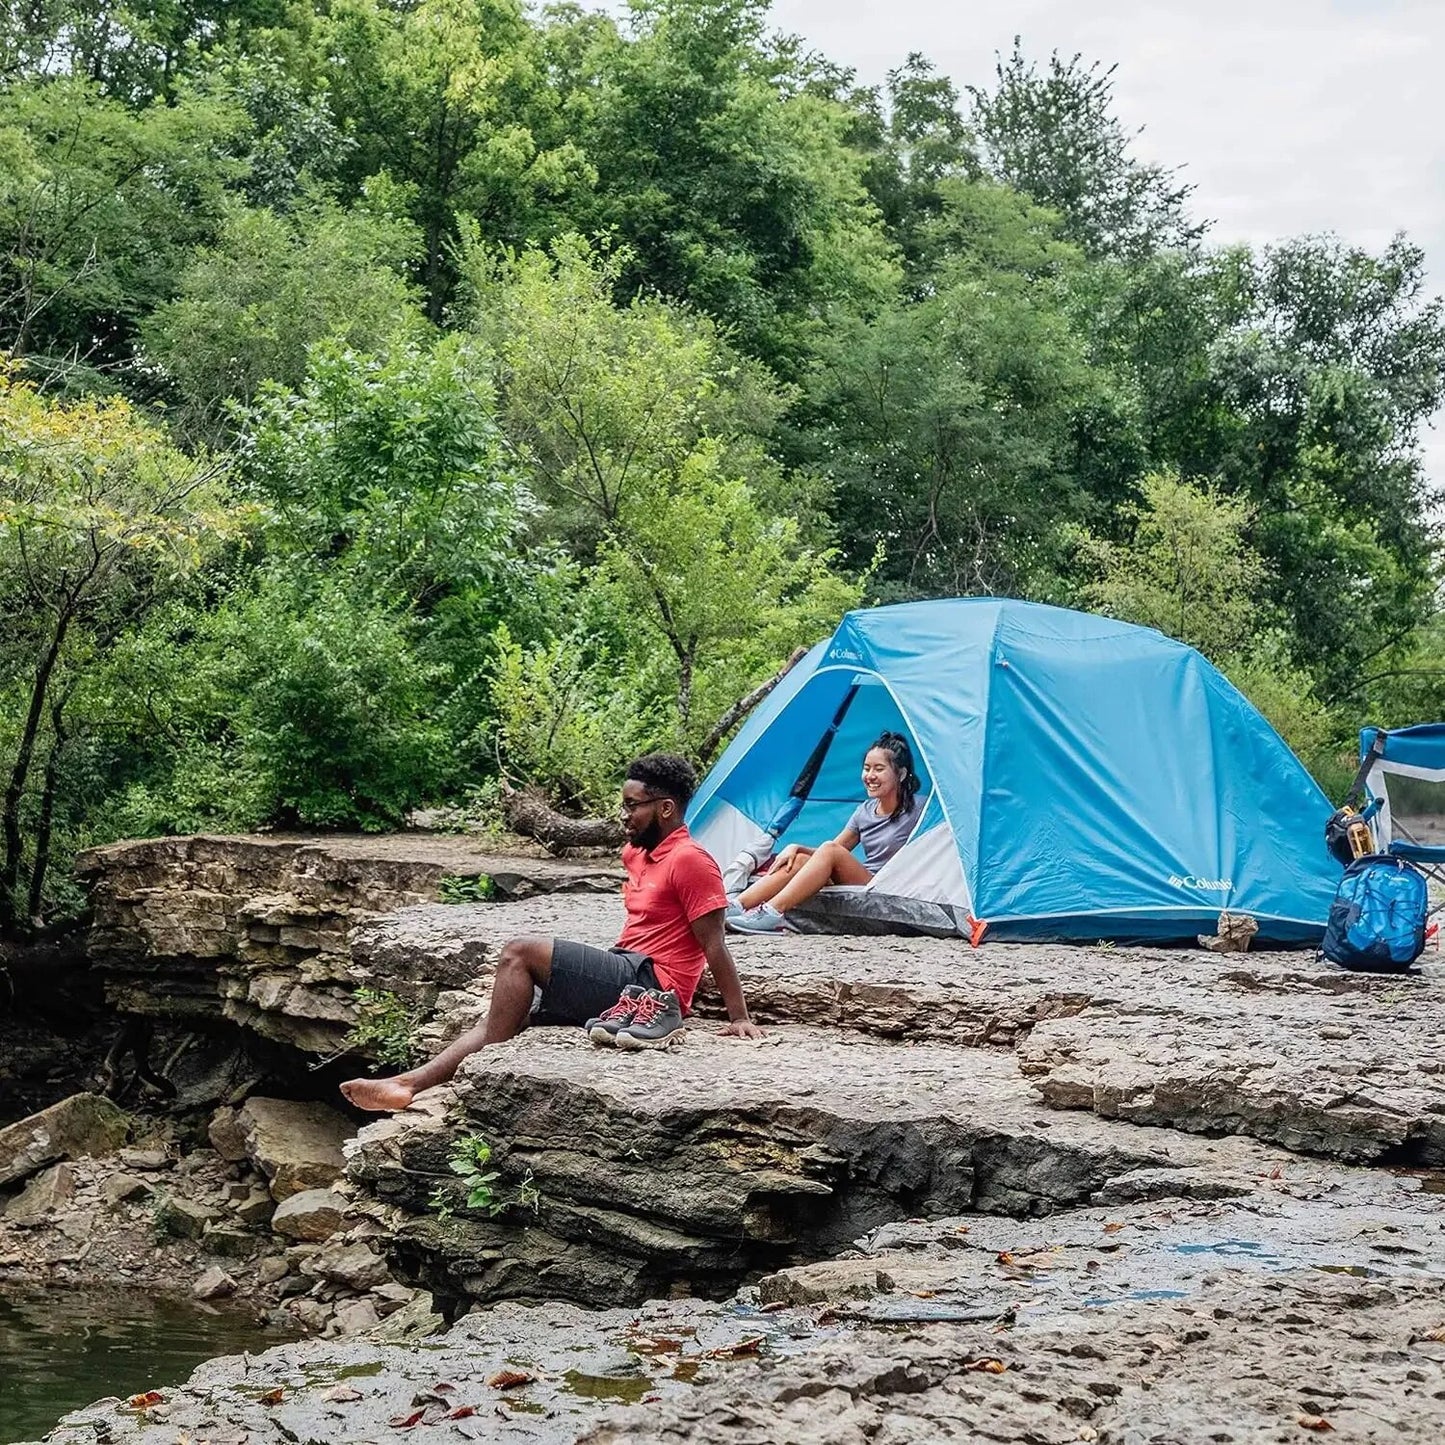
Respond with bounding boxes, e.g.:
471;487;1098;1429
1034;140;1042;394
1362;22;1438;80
595;0;1445;488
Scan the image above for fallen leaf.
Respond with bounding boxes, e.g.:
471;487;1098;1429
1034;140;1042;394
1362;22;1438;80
446;1405;477;1419
432;1381;458;1394
757;1301;789;1314
1268;1166;1285;1181
1411;1324;1445;1343
910;1290;937;1299
1298;1416;1334;1432
389;1409;427;1428
258;1389;285;1407
1102;1223;1125;1235
964;1358;1008;1374
487;1370;534;1390
704;1336;765;1360
995;1251;1015;1265
322;1385;363;1403
127;1392;165;1409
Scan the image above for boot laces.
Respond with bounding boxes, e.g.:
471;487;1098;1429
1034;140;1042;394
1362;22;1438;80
629;991;665;1026
599;992;639;1022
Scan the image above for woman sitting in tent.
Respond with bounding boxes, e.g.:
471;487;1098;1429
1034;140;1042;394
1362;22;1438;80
727;732;923;934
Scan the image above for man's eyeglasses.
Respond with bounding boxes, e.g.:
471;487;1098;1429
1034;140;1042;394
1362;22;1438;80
620;794;665;816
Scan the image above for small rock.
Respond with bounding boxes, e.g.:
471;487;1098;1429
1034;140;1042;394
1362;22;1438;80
256;1256;290;1286
118;1149;171;1172
271;1188;347;1242
277;1276;310;1299
290;1298;332;1332
208;1108;250;1163
235;1098;351;1201
102;1173;152;1209
371;1282;417;1317
314;1242;389;1291
222;1181;250;1204
203;1224;258;1259
327;1298;380;1336
57;1210;95;1243
5;1163;77;1224
193;1266;237;1300
234;1187;273;1228
154;1196;224;1240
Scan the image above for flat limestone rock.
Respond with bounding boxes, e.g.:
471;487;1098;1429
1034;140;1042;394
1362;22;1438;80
1019;976;1445;1163
4;1162;76;1224
355;892;1441;1053
0;1093;129;1187
32;1263;1445;1445
236;1097;353;1200
348;1026;1288;1310
578;1277;1445;1445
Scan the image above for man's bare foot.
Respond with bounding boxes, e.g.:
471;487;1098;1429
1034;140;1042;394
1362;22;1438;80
340;1076;417;1112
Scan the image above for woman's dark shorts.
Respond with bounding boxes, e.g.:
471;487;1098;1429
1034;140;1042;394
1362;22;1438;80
534;939;657;1025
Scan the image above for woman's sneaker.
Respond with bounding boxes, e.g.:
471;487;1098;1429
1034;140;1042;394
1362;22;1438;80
586;985;648;1046
726;903;791;934
614;989;685;1050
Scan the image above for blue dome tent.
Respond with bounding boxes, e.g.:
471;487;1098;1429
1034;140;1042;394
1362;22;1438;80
687;599;1337;943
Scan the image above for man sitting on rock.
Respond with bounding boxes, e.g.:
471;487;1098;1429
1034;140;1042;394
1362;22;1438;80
340;753;763;1112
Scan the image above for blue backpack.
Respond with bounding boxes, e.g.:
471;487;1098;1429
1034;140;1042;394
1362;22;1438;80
1321;854;1429;972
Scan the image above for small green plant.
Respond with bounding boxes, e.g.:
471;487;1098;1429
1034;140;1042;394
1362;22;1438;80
429;1134;540;1219
438;873;495;904
343;987;423;1068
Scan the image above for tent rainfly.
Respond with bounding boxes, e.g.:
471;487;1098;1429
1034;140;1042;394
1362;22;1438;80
687;598;1338;944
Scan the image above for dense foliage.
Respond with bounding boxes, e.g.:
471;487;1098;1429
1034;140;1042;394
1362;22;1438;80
1;0;1443;928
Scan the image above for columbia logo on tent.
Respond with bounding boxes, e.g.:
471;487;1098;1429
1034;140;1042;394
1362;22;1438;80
1169;875;1233;891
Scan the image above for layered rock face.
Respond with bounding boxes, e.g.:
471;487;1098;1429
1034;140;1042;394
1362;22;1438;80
68;836;1445;1320
78;834;617;1056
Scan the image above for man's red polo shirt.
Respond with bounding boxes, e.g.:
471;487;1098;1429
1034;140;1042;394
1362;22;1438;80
616;826;727;1013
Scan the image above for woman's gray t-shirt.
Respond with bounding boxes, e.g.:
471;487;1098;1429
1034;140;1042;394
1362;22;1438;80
846;797;921;872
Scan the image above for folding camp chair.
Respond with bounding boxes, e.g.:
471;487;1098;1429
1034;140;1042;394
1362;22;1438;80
1346;726;1445;925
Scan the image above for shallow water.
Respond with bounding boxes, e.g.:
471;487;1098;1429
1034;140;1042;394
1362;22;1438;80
0;1287;295;1444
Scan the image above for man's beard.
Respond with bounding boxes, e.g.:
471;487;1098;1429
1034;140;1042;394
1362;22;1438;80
633;818;664;852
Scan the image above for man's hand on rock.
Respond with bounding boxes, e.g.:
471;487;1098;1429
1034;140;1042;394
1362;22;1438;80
719;1019;764;1040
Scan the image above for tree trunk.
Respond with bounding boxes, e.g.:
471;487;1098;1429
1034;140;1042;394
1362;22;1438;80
26;692;68;926
0;615;69;934
500;781;623;855
695;646;809;767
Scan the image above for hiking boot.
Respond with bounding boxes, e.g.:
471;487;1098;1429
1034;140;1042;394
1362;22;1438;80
726;903;792;935
586;984;648;1046
614;989;684;1050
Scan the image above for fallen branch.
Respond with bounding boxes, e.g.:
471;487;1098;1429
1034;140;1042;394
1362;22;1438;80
500;780;623;855
696;646;809;767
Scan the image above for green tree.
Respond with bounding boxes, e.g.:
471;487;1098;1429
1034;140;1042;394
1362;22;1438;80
1074;470;1266;658
0;368;243;929
142;190;424;442
552;0;897;370
0;77;242;382
322;0;594;321
969;41;1203;261
469;233;858;752
812;180;1112;598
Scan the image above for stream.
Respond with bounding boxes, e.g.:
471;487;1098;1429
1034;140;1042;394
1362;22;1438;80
0;1287;296;1444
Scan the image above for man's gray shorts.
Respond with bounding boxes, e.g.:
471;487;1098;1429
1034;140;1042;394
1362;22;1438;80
532;939;658;1025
